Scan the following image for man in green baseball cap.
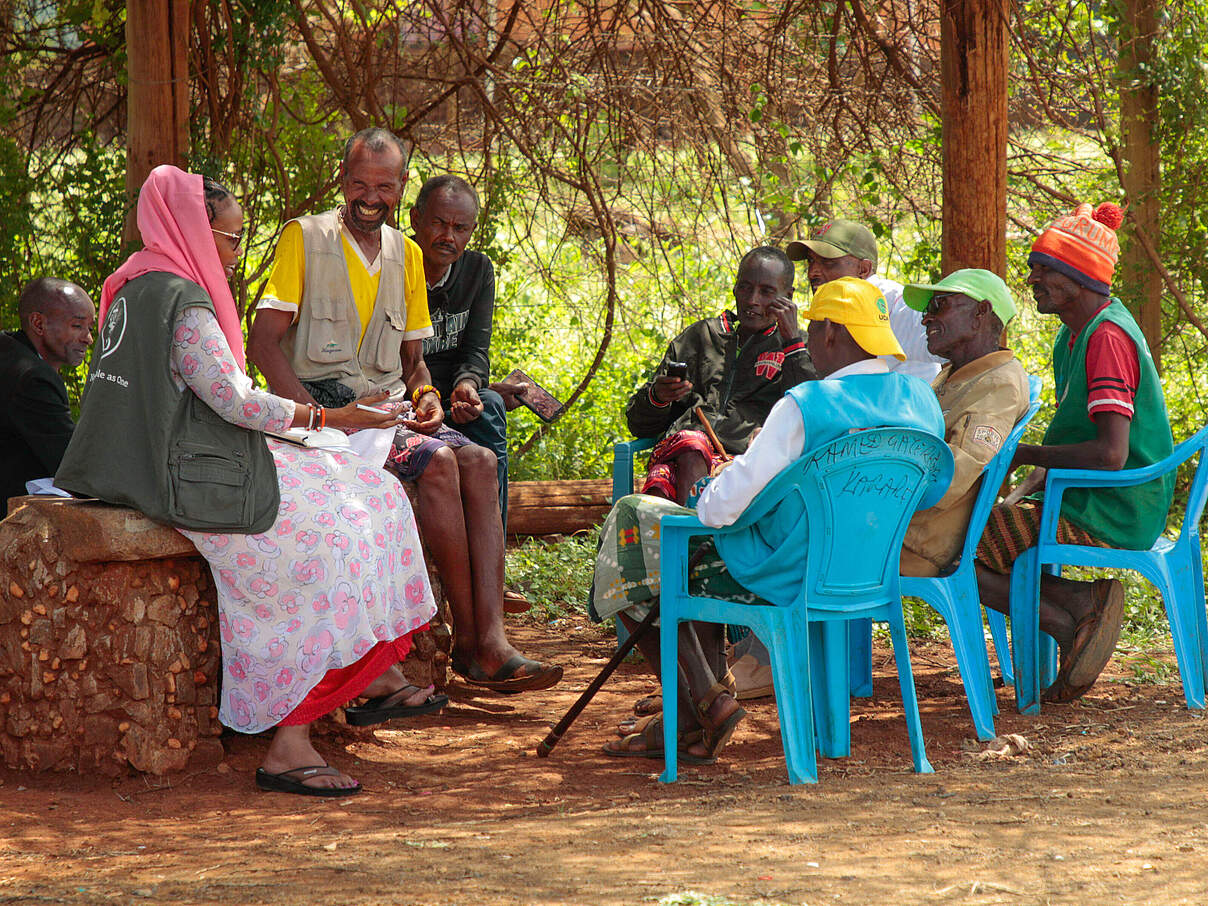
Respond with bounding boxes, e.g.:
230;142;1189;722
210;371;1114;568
787;218;944;381
897;268;1031;578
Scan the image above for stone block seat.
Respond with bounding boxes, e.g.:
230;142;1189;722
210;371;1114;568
0;493;450;776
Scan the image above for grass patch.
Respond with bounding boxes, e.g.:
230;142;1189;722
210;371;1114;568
506;528;600;620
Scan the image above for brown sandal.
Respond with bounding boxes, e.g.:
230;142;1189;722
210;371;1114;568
603;715;716;765
694;678;746;758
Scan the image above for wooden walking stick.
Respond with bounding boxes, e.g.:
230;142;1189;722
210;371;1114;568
537;545;713;757
537;602;660;757
694;406;730;461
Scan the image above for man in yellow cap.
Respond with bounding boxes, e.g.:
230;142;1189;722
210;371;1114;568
592;276;944;765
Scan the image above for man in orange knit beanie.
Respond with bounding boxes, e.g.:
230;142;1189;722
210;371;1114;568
973;203;1174;702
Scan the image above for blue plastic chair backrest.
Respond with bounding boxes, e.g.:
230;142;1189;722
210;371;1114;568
726;427;953;602
1172;423;1208;540
954;373;1043;563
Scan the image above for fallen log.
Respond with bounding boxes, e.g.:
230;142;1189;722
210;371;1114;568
507;478;613;536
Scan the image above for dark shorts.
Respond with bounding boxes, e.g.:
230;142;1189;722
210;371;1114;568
385;424;476;482
975;499;1112;574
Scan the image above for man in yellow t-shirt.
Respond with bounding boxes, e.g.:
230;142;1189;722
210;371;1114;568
248;127;562;696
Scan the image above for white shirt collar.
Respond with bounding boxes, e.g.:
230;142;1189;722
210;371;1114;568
824;358;892;381
427;264;453;291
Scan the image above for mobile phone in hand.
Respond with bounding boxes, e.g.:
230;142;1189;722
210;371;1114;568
503;368;565;423
664;360;688;380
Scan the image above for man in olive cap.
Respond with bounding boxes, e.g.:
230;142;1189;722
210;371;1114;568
787;219;944;382
897;269;1031;577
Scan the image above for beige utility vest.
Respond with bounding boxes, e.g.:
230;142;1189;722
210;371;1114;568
279;209;408;395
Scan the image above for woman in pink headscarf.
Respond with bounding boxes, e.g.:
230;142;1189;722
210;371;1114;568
57;166;445;798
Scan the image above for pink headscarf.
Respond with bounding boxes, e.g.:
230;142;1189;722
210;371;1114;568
99;164;246;370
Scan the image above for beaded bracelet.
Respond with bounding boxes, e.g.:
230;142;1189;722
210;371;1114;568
410;383;438;406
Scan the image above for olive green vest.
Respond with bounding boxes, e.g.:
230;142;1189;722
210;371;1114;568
1043;299;1174;549
277;210;409;396
56;272;279;533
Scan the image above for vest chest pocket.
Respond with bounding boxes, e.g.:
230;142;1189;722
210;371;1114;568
169;442;253;528
305;297;354;364
365;307;406;373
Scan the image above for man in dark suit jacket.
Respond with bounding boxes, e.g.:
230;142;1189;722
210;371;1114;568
0;277;95;511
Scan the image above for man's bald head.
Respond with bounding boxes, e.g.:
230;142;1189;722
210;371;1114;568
18;277;96;370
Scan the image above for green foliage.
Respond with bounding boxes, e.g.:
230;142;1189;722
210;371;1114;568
504;528;600;620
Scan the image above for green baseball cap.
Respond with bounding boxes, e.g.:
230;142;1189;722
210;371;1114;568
902;268;1018;325
786;219;879;269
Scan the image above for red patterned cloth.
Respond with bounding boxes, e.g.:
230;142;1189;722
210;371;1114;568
639;429;723;500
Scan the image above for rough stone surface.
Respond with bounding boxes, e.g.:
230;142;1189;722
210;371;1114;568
0;493;450;776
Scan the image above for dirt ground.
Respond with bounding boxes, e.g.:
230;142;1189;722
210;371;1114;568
3;611;1208;906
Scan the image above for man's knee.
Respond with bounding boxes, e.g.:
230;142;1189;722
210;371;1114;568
419;445;460;492
455;443;499;482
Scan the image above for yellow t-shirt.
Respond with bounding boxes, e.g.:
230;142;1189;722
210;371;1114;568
258;219;431;348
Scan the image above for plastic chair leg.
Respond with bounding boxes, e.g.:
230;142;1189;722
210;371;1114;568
885;607;933;774
767;611;818;784
658;608;682;785
1160;563;1207;709
986;608;1014;687
944;595;997;741
809;621;851;759
848;618;873;698
1009;547;1042;715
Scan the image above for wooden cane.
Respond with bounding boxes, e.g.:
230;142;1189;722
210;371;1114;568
537;544;713;757
536;601;660;757
694;406;730;461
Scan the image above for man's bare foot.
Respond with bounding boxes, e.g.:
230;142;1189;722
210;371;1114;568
260;725;357;792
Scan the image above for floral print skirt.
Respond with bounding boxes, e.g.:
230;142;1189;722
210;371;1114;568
180;440;437;734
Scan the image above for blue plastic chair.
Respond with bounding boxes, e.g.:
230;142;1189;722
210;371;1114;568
1007;423;1208;714
656;427;954;784
612;437;656;504
899;374;1043;741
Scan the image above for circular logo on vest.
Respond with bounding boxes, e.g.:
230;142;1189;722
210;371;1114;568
99;296;127;361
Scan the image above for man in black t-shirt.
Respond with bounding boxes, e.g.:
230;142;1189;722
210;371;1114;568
409;175;526;526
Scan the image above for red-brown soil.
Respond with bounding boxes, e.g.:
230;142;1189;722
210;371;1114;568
3;612;1207;905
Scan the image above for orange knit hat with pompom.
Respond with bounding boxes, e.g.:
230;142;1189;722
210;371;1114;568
1028;202;1124;294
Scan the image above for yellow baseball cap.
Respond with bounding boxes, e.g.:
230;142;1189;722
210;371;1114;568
803;276;905;361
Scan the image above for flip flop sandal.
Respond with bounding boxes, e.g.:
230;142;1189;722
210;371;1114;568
1064;579;1125;689
453;654;563;694
344;685;449;726
255;765;362;798
602;716;716;765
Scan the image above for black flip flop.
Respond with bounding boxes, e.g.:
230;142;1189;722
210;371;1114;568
453;655;563;694
255;765;362;798
344;686;449;726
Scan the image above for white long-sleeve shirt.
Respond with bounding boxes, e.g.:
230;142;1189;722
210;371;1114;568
870;274;945;382
696;359;891;527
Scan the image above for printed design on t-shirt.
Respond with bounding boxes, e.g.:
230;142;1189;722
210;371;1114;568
754;350;785;380
98;296;127;361
971;424;1003;450
422;307;470;356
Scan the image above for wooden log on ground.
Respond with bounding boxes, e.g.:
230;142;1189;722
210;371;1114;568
507;479;612;536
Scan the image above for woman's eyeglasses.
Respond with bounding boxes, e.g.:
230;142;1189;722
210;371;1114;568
211;227;243;252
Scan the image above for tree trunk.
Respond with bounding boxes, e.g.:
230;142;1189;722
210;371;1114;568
940;0;1009;274
1118;0;1163;372
124;0;190;245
